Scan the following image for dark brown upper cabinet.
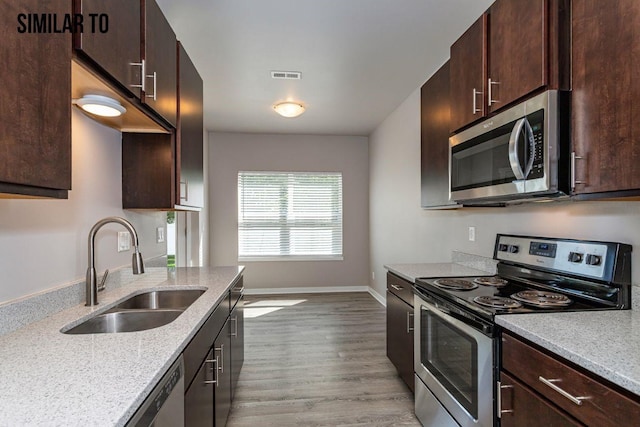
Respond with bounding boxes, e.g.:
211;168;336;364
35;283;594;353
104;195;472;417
450;16;487;133
570;0;640;198
122;42;203;211
450;0;566;133
0;0;71;199
72;0;142;98
421;61;460;209
176;43;204;209
142;0;178;127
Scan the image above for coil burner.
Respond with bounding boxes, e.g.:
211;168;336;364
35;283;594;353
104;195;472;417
432;279;478;291
473;277;509;287
511;290;573;307
473;296;523;310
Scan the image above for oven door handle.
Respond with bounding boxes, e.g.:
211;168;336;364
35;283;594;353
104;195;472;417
418;296;493;338
508;118;535;180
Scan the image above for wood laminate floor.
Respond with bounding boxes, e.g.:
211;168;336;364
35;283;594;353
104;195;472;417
227;292;421;427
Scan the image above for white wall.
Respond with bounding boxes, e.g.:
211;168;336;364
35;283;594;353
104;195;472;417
0;109;166;305
208;132;369;290
369;87;640;298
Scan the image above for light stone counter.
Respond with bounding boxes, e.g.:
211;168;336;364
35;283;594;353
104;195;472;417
0;266;244;427
496;303;640;396
385;252;497;283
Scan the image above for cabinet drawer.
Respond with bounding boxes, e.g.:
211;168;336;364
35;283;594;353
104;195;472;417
502;333;640;427
183;298;229;390
387;272;414;307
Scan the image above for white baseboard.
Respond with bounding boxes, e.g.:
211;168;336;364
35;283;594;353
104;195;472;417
244;285;387;307
244;286;369;295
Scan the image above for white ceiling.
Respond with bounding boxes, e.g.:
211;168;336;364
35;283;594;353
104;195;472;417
156;0;493;136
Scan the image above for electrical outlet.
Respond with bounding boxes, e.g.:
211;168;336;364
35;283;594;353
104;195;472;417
468;226;476;242
118;231;131;252
156;226;165;243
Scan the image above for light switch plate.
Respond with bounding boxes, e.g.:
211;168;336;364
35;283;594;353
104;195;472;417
156;226;165;243
468;226;476;242
118;231;131;252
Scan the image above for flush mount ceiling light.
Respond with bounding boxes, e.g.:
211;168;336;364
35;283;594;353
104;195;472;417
273;101;305;118
73;94;126;117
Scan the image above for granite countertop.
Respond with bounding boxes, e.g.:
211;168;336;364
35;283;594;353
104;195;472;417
0;266;244;427
496;307;640;396
385;253;496;283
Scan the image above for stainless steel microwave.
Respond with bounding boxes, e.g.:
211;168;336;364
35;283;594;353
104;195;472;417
449;90;569;204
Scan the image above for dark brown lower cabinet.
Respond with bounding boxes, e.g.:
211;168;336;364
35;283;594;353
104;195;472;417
230;296;244;400
386;286;414;393
185;348;215;427
214;320;232;427
499;372;583;427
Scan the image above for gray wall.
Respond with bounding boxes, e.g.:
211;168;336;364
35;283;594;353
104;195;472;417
0;109;167;305
369;87;640;298
208;132;370;290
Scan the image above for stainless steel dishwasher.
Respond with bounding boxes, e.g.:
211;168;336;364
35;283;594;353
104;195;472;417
126;356;185;427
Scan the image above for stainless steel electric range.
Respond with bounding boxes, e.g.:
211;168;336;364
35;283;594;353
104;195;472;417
412;234;632;427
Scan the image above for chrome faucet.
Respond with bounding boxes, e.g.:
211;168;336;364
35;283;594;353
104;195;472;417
86;216;144;306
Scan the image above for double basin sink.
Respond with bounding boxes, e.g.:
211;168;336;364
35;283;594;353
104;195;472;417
63;289;205;335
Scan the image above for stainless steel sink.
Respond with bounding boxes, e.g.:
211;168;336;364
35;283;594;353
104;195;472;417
63;309;183;334
62;289;206;334
113;289;205;310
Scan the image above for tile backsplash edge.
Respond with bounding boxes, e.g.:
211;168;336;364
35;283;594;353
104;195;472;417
452;251;497;274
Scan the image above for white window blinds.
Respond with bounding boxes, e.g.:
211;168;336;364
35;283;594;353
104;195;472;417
238;172;343;260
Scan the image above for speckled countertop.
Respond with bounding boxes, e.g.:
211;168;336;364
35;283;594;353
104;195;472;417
385;252;497;283
0;266;244;427
496;303;640;396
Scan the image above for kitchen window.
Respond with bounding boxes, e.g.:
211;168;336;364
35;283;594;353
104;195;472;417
237;171;343;261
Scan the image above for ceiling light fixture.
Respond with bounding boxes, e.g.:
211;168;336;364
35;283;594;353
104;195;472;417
73;94;126;117
273;101;305;118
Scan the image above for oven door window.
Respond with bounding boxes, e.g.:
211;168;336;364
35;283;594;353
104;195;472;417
420;306;478;418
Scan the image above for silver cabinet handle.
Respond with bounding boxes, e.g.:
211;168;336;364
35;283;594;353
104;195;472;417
497;381;514;417
571;152;585;191
146;71;157;101
390;284;403;291
231;316;238;337
204;358;218;385
538;376;589;405
179;180;188;201
488;78;500;106
216;344;225;374
508;118;534;180
129;59;146;91
472;88;483;115
406;311;414;333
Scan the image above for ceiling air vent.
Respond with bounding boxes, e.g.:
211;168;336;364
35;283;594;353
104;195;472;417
271;71;302;80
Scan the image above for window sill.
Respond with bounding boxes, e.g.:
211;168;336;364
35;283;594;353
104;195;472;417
238;255;344;262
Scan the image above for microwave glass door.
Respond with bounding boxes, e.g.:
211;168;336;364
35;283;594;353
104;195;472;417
420;306;478;419
451;110;544;193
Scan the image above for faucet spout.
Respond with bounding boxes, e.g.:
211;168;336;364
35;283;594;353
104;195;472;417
86;216;145;306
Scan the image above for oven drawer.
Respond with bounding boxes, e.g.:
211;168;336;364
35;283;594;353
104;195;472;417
502;332;640;427
387;272;413;307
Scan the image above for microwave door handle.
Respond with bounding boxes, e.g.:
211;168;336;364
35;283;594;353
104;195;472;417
508;118;528;180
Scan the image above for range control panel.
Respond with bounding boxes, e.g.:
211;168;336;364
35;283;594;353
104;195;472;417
495;235;610;280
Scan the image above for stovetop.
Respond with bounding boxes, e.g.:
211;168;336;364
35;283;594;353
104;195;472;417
414;275;615;320
414;234;632;322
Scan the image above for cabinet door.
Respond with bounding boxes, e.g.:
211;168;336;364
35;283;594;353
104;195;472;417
73;0;142;98
487;0;547;113
214;320;232;427
185;349;215;427
177;42;204;208
571;0;640;196
0;0;70;198
143;0;177;126
450;15;487;132
230;296;244;400
499;372;583;427
421;61;458;208
386;291;414;393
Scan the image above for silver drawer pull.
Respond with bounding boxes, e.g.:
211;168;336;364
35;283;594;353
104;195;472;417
390;284;403;291
406;311;414;333
538;376;589;405
204;358;218;385
497;382;514;417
